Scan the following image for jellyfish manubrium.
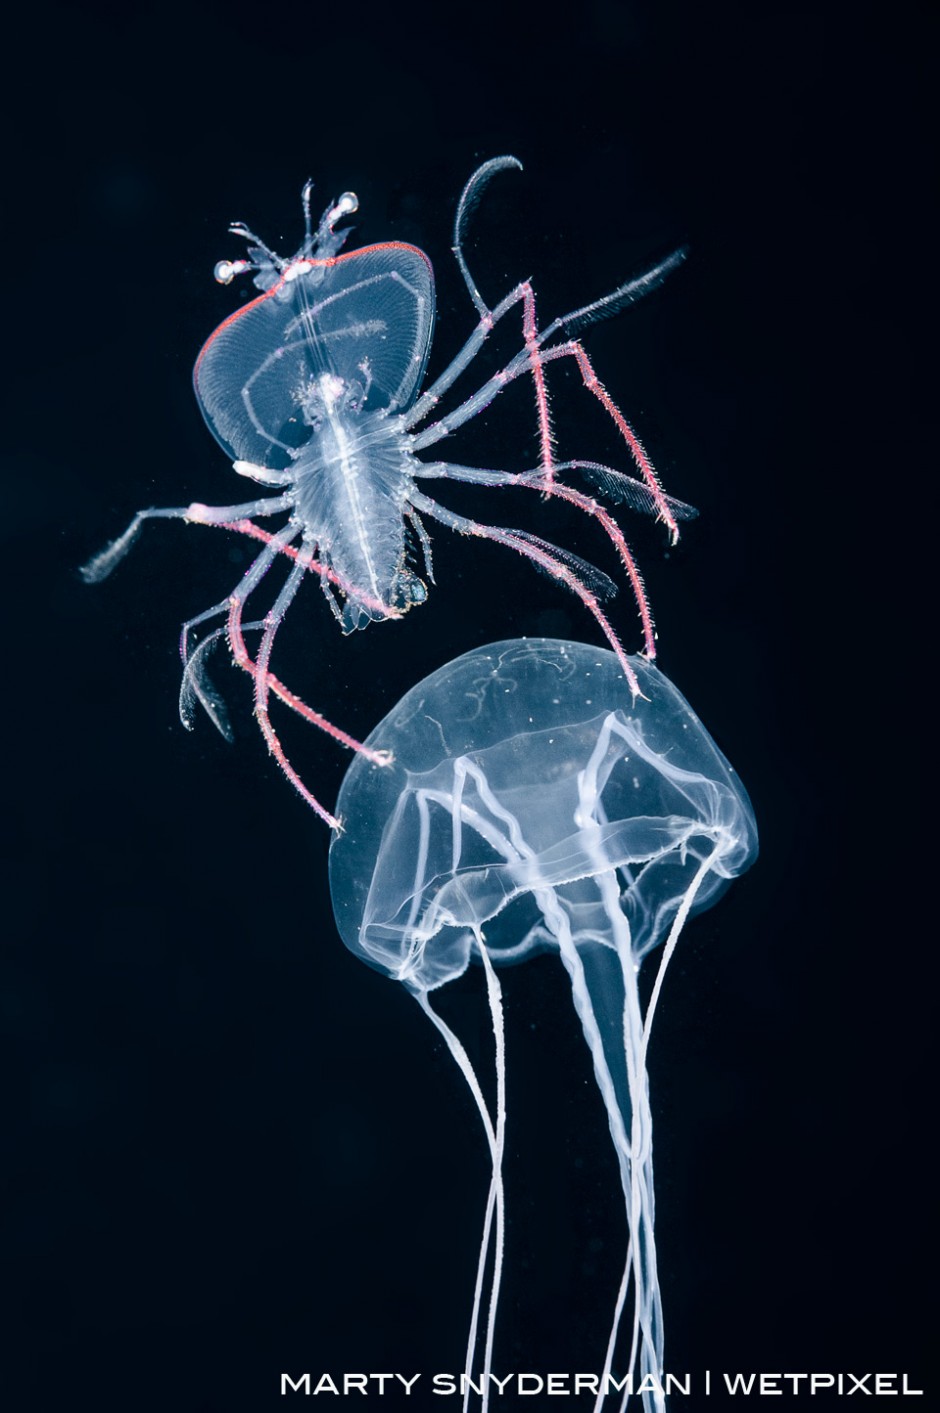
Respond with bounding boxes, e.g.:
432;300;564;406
329;639;757;1411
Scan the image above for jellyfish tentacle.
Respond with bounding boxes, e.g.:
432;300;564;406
329;640;759;1413
450;752;509;1413
475;756;660;1405
475;941;506;1413
639;836;728;1079
416;978;505;1413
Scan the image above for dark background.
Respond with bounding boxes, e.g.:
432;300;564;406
3;2;931;1409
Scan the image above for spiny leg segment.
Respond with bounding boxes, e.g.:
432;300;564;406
410;152;686;547
410;304;683;547
82;500;394;828
406;274;688;669
407;488;642;696
194;534;394;828
414;460;678;659
225;543;343;829
84;161;689;829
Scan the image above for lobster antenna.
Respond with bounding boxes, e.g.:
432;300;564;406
301;179;315;250
453;155;523;318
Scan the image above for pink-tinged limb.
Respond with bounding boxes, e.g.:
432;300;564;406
413;462;657;658
407;282;529;425
407;489;642;697
211;520;401;622
411;348;677;545
224;564;392;828
408;278;558;488
226;595;341;830
264;671;392;767
190;613;392;768
520;282;556;487
520;477;656;658
538;341;679;544
177;518;394;772
179;523;300;736
240;636;393;765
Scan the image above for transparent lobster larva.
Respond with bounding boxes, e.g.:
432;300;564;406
82;159;693;828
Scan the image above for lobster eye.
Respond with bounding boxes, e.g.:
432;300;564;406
214;258;251;285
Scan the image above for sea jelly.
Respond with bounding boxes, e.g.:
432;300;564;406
329;639;757;1411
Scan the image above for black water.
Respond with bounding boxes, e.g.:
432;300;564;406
3;3;930;1409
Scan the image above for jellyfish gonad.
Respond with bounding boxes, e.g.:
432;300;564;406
329;639;757;1412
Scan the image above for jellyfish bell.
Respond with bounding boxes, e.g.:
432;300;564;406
331;638;755;995
329;638;757;1411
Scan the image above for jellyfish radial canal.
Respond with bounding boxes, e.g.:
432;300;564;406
330;639;757;1413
